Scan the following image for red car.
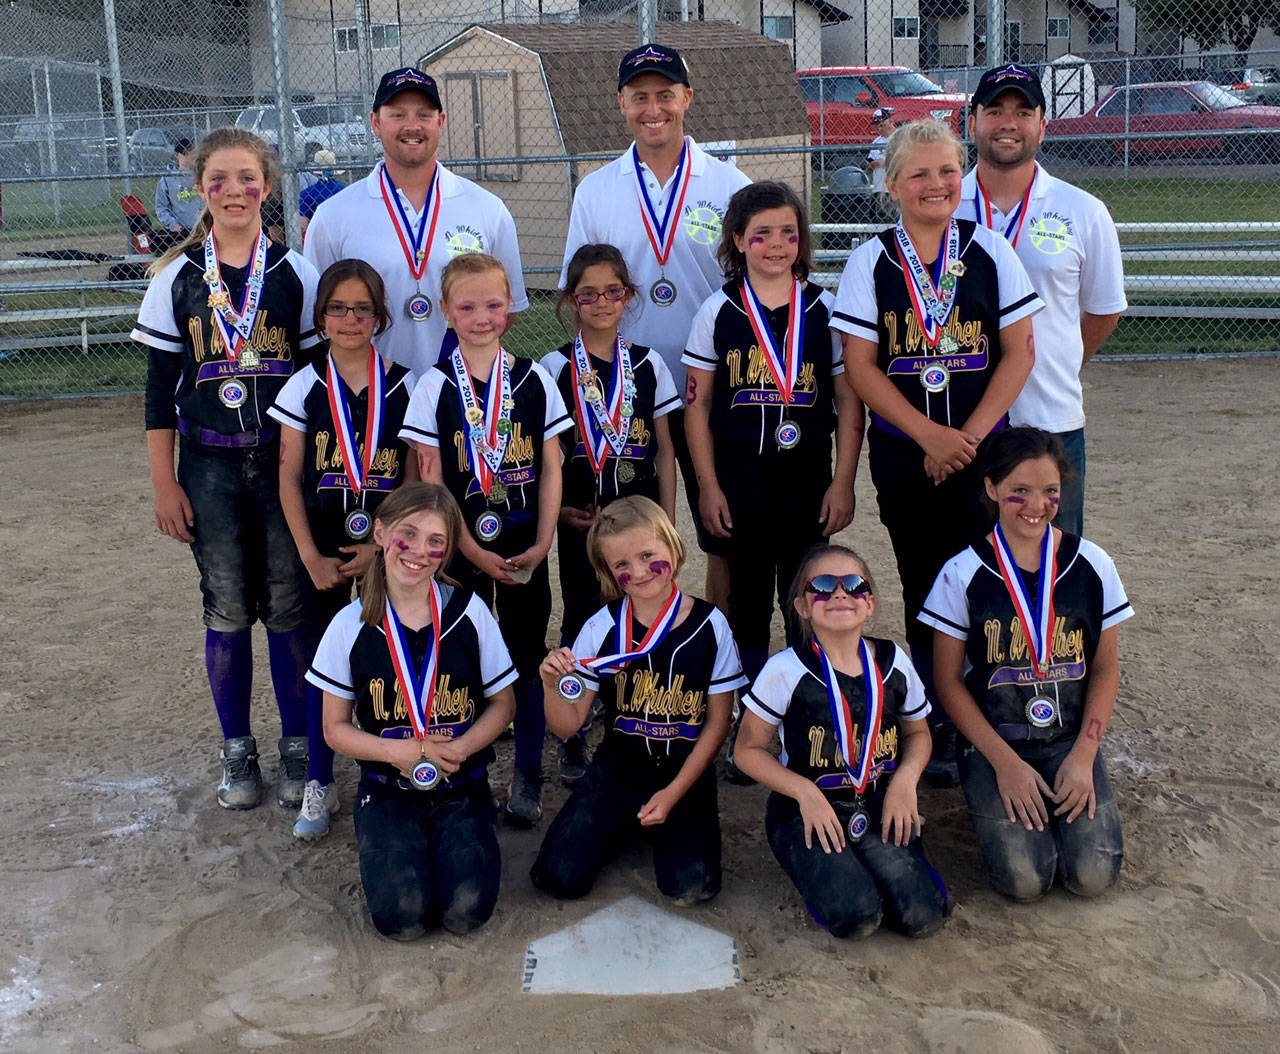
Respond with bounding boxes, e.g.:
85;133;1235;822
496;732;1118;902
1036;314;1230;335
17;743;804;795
798;66;967;165
1047;80;1280;163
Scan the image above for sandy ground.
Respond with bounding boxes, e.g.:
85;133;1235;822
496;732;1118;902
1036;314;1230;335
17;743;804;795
2;358;1278;1053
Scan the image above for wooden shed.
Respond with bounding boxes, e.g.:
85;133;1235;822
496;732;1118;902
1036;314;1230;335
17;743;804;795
419;21;811;290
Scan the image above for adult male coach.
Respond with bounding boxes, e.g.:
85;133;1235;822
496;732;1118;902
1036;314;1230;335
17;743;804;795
962;64;1126;534
561;43;750;607
306;67;528;375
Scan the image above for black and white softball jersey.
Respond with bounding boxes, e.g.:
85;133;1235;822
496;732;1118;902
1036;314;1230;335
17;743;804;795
135;243;321;433
830;220;1040;433
682;281;844;457
919;533;1133;751
743;638;929;802
542;340;679;510
268;360;415;556
574;597;746;780
307;587;518;784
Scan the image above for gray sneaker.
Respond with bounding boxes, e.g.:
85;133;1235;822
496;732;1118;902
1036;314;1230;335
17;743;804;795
557;737;588;788
504;770;543;828
276;736;309;808
218;736;263;810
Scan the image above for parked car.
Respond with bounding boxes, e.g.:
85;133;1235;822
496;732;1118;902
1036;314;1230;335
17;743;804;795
235;103;372;162
127;126;196;170
798;66;968;167
1210;66;1280;106
1047;80;1280;164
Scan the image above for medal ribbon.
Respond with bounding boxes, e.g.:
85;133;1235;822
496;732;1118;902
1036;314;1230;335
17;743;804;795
378;162;442;282
451;346;512;497
813;638;884;793
571;335;633;475
974;165;1036;247
383;581;443;742
740;278;805;407
203;229;268;363
580;586;683;676
632;139;692;268
893;220;960;347
991;522;1058;679
325;351;385;497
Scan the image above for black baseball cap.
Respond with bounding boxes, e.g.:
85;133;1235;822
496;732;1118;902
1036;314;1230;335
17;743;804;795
174;136;193;154
618;43;690;91
872;107;894;124
373;67;442;111
972;63;1046;110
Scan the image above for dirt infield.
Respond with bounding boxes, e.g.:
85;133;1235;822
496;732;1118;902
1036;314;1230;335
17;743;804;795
2;358;1277;1052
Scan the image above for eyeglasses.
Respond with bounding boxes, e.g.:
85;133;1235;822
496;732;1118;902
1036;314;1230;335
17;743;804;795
323;302;378;320
574;286;628;306
805;573;872;598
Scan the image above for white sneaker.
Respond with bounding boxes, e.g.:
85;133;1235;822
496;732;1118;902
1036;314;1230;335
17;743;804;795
292;780;339;840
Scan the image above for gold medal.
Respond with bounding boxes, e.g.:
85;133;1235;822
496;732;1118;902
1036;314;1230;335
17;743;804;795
239;347;261;369
617;461;636;484
465;406;485;426
948;260;966;277
489;481;508;504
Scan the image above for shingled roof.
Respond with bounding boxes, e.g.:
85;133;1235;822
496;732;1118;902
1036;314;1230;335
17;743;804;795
422;21;807;155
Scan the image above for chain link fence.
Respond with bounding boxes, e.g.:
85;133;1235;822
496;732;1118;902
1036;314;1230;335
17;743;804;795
2;0;1279;397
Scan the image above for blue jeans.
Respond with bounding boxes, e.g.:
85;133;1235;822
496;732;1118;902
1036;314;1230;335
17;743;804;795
178;439;306;633
1055;427;1086;537
353;774;500;938
764;792;949;938
959;743;1123;901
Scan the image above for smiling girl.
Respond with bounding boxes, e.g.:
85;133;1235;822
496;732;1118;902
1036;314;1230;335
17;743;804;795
134;127;322;813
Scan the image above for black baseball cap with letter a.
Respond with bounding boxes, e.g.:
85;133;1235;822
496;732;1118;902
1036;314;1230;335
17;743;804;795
618;43;691;91
972;63;1046;110
373;67;443;111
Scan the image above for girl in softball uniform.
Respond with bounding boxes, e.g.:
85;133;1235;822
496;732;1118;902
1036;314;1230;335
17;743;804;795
533;497;745;904
270;259;418;838
919;426;1132;901
683;181;859;687
308;483;517;938
735;544;949;939
400;254;572;828
134;127;321;813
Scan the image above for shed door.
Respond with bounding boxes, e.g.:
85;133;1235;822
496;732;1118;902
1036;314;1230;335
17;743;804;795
441;70;519;182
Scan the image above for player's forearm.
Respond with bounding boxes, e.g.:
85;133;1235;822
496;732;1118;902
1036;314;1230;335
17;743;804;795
146;428;179;488
830;373;864;486
1080;311;1121;364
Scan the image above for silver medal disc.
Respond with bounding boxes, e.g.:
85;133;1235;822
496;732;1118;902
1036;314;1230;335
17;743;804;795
218;378;248;408
410;758;441;789
649;278;677;307
557;673;585;701
344;507;373;540
847;810;870;843
406;293;433;321
1025;696;1057;728
920;362;950;394
774;419;801;450
475;511;502;542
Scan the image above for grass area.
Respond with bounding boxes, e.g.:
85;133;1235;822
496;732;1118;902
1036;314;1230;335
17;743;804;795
0;342;146;399
1;177;159;242
1102;315;1280;356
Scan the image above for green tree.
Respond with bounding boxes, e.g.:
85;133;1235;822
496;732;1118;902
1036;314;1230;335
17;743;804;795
1135;0;1280;53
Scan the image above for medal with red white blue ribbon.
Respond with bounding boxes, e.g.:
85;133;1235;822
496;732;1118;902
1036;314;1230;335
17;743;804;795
203;229;268;364
379;162;441;284
450;346;512;498
741;277;805;409
632;138;692;271
571;334;633;476
579;586;683;677
974;165;1037;247
813;637;884;793
325;351;385;497
991;522;1058;680
894;219;960;348
383;581;444;787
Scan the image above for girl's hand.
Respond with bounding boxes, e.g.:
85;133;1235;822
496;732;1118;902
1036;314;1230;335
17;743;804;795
923;453;956;485
337;543;378;579
919;424;980;478
540;647;580;685
993;755;1054;831
698;485;733;538
154;479;195;542
507;543;550;577
425;733;468;772
1053;748;1097;822
304;553;347;591
638;786;679;827
391;736;463;780
819;480;855;537
880;774;923;846
473;548;516;584
798;783;845;854
559;504;596;531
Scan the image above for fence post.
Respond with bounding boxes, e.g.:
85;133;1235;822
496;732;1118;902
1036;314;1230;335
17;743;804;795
267;0;303;250
102;0;131;194
638;0;658;44
986;0;1003;66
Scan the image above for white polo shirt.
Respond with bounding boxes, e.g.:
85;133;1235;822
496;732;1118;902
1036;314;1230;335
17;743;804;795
305;160;529;376
960;165;1127;433
561;137;751;391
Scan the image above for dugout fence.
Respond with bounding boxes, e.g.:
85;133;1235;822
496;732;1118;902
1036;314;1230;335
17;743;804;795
2;0;1279;397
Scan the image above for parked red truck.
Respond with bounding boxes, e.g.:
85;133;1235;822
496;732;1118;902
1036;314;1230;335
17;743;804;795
798;66;968;167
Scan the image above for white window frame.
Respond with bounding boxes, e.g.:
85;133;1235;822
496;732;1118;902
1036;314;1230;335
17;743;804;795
1046;17;1070;39
763;15;795;41
370;22;400;51
334;25;357;54
893;16;920;39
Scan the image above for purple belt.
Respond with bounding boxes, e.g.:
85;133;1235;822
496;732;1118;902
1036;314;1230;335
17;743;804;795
178;417;279;449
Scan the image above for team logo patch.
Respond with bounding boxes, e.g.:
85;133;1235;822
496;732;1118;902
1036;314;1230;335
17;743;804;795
445;227;484;256
1028;215;1072;256
1026;696;1057;727
847;810;870;843
410;759;441;789
683;204;723;245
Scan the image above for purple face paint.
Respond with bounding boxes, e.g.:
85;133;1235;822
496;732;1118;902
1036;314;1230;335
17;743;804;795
426;549;446;560
1003;495;1027;505
748;235;766;246
244;185;261;201
206;181;223;197
1048;496;1060;507
617;571;633;588
787;234;799;244
648;560;671;577
390;538;408;552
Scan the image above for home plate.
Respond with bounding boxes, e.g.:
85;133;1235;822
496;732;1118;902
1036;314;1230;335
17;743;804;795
522;895;740;995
